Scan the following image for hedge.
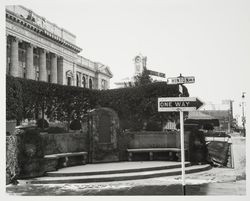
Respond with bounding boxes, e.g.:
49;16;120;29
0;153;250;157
6;75;189;130
6;75;98;124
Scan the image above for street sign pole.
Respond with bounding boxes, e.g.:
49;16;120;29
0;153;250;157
158;96;204;195
179;110;186;195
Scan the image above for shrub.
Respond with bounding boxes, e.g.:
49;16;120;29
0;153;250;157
6;76;23;121
69;119;82;130
36;119;49;129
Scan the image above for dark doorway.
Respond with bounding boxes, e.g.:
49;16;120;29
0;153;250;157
99;113;111;143
67;76;71;86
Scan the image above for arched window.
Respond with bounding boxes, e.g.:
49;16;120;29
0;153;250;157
89;78;93;89
66;70;73;86
82;76;86;88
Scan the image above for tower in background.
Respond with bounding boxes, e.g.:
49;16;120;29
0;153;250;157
133;54;147;76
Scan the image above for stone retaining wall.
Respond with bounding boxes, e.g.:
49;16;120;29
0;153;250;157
42;132;88;155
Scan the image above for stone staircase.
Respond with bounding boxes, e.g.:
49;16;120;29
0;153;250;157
25;161;211;184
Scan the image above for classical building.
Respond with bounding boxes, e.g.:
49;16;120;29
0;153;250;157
6;5;112;90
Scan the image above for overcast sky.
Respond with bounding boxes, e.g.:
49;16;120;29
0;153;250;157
2;0;250;123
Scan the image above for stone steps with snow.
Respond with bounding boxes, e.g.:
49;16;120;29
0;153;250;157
46;161;191;177
26;164;211;184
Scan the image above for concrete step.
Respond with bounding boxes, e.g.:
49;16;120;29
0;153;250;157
46;161;191;177
27;164;211;184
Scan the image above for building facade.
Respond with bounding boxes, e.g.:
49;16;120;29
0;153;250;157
6;5;112;90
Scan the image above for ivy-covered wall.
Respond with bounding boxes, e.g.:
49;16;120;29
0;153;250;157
6;135;19;184
6;75;189;131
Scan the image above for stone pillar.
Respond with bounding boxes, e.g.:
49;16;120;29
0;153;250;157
57;57;64;85
95;72;100;90
26;43;34;80
9;36;19;77
50;53;57;84
39;49;47;82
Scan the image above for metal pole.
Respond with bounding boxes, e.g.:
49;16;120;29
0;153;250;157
180;110;186;195
242;92;246;137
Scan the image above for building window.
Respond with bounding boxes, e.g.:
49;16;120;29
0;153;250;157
46;53;51;81
34;49;39;80
48;74;51;83
36;68;39;81
82;76;86;88
67;77;71;86
66;70;73;86
6;39;10;74
76;73;82;87
76;74;79;87
18;43;26;77
89;78;93;89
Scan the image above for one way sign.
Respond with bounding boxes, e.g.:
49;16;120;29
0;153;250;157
158;97;204;112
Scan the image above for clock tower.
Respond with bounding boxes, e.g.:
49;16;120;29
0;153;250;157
134;54;147;76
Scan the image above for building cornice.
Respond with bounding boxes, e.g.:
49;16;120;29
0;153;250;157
6;9;82;54
96;68;113;78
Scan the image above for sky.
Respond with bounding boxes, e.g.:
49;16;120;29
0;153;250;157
1;0;250;125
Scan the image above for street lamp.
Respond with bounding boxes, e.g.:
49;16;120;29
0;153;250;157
241;92;246;137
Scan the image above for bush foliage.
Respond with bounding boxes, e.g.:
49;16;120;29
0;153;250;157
6;75;189;131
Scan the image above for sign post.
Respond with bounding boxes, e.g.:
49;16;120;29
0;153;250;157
158;97;204;195
179;110;185;194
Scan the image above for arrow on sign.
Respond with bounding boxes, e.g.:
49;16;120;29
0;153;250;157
158;97;204;112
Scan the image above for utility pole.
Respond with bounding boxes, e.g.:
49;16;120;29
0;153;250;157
229;100;234;133
222;99;234;133
241;92;246;137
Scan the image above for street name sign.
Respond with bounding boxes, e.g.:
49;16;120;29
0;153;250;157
167;76;195;85
158;97;204;112
147;69;166;78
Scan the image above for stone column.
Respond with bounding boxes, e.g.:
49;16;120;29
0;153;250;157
57;57;64;85
50;53;57;84
26;43;34;80
39;49;47;82
9;36;19;77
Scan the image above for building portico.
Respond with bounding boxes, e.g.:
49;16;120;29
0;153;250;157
6;5;113;89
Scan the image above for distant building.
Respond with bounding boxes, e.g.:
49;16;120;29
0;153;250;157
6;5;112;90
188;110;231;132
114;53;147;88
201;110;231;132
115;53;167;88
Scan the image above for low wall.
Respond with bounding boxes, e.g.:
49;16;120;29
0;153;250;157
42;132;88;155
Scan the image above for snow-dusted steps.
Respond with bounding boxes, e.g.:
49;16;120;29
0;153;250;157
26;161;211;184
